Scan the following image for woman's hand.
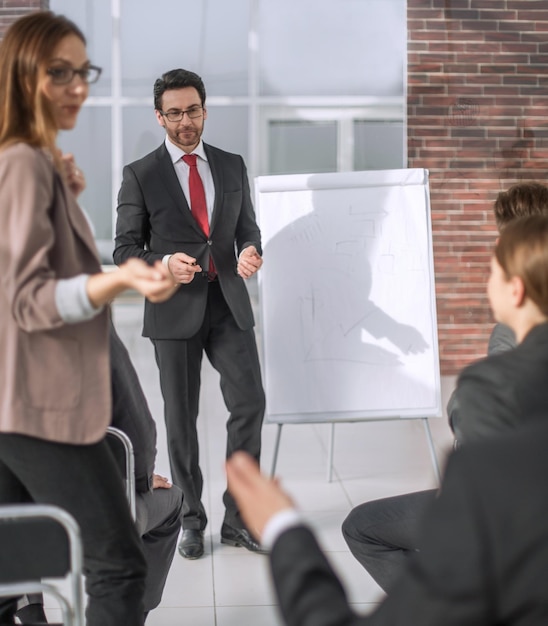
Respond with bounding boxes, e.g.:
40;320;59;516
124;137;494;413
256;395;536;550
60;151;86;197
120;258;178;302
87;259;178;309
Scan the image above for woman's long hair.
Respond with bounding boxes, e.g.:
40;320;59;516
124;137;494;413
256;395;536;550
0;11;86;155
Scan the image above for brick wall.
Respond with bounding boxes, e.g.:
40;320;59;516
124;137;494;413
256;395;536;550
408;0;548;374
0;0;49;38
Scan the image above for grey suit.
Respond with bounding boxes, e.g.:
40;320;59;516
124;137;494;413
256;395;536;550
109;324;182;611
274;422;548;626
114;142;265;530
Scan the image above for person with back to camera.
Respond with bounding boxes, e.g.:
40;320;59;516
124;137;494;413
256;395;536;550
114;68;266;559
341;181;548;593
0;11;176;626
226;214;548;625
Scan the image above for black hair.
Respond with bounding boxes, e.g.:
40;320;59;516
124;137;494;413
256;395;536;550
153;68;206;110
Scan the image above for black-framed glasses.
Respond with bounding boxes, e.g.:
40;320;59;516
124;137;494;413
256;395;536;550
46;65;102;85
159;106;204;122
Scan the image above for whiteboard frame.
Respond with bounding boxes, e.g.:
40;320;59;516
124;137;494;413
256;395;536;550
256;168;442;425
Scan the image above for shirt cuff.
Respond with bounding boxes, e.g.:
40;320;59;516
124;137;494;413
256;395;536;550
261;508;303;551
162;254;172;268
54;274;102;323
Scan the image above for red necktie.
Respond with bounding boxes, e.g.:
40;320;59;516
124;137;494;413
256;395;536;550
182;153;216;279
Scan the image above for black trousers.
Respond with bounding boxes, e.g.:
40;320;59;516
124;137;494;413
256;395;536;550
0;433;147;626
153;281;265;530
135;484;182;611
342;489;436;591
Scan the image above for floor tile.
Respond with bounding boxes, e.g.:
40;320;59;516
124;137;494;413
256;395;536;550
109;298;458;624
216;605;283;626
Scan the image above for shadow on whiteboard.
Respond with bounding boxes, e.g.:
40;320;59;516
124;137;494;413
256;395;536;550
256;169;441;423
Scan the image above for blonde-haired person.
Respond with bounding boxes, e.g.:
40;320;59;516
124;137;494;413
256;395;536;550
0;11;175;626
226;215;548;626
451;214;548;441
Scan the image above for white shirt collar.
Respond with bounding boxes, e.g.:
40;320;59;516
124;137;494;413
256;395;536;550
164;137;208;164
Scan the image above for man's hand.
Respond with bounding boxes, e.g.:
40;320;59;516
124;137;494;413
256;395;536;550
152;474;172;489
226;451;294;541
121;258;178;302
168;252;202;284
237;246;263;279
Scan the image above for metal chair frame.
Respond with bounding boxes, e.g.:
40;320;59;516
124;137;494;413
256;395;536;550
105;426;136;520
0;503;84;626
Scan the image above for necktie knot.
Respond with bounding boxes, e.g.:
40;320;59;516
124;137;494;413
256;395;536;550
182;153;197;167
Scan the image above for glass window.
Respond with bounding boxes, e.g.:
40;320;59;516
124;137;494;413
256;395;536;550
122;107;165;166
49;0;406;242
202;107;250;163
269;121;337;175
354;121;405;170
119;0;250;98
258;0;405;97
57;107;112;254
50;0;112;97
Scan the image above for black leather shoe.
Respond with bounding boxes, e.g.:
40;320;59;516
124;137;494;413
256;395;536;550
220;523;268;554
178;529;204;559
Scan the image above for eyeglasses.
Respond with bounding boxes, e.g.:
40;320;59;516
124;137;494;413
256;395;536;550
159;106;204;122
46;65;102;85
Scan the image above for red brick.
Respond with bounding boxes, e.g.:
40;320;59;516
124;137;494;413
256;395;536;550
408;1;548;375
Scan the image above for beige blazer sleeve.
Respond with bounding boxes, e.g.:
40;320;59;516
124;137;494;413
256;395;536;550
0;143;111;444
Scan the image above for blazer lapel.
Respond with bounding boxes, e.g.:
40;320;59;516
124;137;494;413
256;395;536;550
204;143;222;233
52;170;101;262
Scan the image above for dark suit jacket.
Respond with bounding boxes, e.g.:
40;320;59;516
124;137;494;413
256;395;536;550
113;142;262;339
270;422;548;626
109;322;156;493
447;322;517;433
451;322;548;444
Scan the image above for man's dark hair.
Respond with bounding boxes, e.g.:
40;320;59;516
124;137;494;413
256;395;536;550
153;68;206;110
493;182;548;231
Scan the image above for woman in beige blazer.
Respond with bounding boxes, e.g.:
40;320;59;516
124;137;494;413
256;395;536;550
0;12;175;626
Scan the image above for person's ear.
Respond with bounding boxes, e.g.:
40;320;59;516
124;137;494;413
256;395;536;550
510;275;526;307
154;109;165;127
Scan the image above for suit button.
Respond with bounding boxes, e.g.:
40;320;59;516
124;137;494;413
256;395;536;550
207;240;212;246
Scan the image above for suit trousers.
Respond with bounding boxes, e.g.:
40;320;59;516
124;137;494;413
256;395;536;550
0;433;147;626
135;484;182;611
153;281;265;531
342;489;436;592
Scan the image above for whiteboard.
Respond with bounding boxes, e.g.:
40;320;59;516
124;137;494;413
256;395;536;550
256;169;441;424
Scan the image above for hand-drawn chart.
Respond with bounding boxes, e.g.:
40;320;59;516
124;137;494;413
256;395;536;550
256;169;441;424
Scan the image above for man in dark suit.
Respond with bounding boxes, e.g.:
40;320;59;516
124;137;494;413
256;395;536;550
108;324;182;616
15;323;182;624
114;68;266;559
226;422;548;626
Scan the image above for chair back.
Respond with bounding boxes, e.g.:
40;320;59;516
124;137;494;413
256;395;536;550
105;426;136;520
0;503;84;626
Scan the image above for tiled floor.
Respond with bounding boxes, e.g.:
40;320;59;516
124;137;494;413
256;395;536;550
112;293;456;626
47;293;456;625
